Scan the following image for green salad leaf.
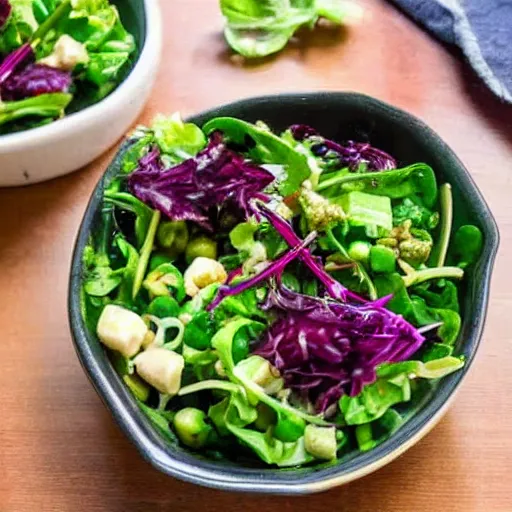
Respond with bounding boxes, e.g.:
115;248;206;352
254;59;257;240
341;356;464;425
219;0;352;58
152;113;207;162
0;93;72;127
318;163;438;209
0;0;39;54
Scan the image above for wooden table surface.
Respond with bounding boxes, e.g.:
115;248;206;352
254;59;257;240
1;1;511;510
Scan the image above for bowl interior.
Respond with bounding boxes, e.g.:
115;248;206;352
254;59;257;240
69;93;499;493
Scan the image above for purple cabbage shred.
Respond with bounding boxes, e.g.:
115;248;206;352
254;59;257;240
256;280;425;413
1;63;72;100
256;202;366;303
128;132;275;230
0;43;34;87
289;124;397;172
0;0;11;30
207;231;317;311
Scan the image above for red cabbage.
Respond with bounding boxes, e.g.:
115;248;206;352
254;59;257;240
207;231;317;311
256;281;425;412
289;124;397;172
128;133;275;230
0;0;11;30
1;63;72;100
256;202;366;303
0;43;34;86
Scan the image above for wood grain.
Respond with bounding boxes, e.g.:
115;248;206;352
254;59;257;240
1;0;511;510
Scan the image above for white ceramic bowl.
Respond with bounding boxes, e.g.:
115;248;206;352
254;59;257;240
0;0;162;187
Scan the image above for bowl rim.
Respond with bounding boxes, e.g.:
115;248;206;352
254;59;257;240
0;0;161;151
68;92;500;494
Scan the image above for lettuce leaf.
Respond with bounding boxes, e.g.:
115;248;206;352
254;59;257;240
219;0;349;58
0;91;72;126
340;356;464;425
0;0;38;54
152;113;207;163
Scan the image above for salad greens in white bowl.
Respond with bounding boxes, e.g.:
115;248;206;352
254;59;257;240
0;0;161;187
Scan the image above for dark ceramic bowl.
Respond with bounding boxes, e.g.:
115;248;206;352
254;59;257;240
68;93;499;494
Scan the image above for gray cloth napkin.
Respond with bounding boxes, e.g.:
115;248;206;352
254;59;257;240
389;0;512;102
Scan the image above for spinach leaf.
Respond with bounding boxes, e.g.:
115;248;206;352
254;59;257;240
104;190;153;248
121;132;155;174
435;309;461;345
374;273;412;316
181;376;312;466
113;234;139;305
83;263;123;296
318;163;438;208
203;117;311;196
412;280;459;313
451;225;483;269
354;409;404;452
421;343;453;362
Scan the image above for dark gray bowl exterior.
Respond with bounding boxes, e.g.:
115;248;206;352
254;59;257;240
68;93;499;494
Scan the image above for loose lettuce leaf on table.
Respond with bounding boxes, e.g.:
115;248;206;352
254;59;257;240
219;0;353;58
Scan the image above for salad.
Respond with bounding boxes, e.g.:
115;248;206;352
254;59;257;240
0;0;136;134
82;113;483;467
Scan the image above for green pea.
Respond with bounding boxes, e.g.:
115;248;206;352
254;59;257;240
157;221;189;256
232;330;249;364
274;413;305;443
348;240;372;264
173;408;212;449
147;296;180;319
185;236;218;264
370;245;396;273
